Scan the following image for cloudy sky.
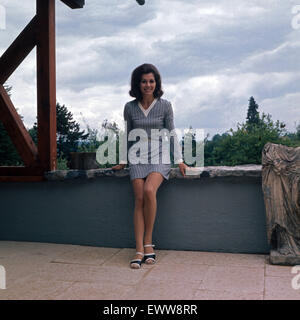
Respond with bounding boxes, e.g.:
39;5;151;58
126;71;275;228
1;0;300;139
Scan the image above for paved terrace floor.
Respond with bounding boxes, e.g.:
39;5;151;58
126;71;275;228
0;241;299;300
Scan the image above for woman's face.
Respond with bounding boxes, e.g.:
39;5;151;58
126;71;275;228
140;73;156;98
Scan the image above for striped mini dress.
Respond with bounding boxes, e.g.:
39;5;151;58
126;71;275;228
120;98;183;181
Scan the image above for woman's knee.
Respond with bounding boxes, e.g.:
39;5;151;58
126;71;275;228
144;185;155;200
134;195;144;208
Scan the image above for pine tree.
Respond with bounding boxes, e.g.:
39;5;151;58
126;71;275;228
29;102;89;162
56;103;89;160
246;96;260;125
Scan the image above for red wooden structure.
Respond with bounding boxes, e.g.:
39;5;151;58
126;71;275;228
0;0;84;182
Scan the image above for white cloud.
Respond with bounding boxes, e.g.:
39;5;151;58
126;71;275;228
261;92;300;131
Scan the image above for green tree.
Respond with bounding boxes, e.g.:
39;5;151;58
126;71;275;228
204;133;229;166
204;97;294;166
246;96;260;126
56;102;89;161
28;123;38;144
286;122;300;146
0;85;24;166
77;112;102;152
209;114;289;165
29;102;89;163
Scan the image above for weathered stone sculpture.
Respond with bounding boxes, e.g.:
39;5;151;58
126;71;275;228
262;142;300;265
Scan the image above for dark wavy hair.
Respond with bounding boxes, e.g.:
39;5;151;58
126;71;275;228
129;63;164;101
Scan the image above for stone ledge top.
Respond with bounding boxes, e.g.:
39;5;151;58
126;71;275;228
45;164;262;181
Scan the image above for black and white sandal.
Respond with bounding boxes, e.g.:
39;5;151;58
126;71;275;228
130;251;144;269
143;244;156;264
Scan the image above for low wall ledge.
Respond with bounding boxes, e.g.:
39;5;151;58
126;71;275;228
44;164;262;181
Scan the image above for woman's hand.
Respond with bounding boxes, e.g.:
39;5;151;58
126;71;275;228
178;162;189;177
111;164;126;170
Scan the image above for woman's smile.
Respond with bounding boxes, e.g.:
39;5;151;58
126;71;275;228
140;73;156;96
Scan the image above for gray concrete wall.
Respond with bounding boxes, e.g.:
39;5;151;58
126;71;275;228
0;166;270;254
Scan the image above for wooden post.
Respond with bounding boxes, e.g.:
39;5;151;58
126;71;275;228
0;0;84;181
36;0;57;172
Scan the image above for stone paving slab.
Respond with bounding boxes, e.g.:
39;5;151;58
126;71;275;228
54;281;136;300
144;263;210;284
32;262;150;285
0;241;300;300
198;265;265;294
158;250;267;268
193;289;264;300
0;241;80;258
264;276;300;300
123;279;199;300
0;275;74;300
0;254;51;288
51;246;120;266
265;264;295;278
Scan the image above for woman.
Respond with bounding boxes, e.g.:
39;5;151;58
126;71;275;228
112;63;188;269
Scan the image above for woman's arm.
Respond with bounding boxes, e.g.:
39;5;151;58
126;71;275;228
112;103;132;170
164;101;183;164
119;103;132;166
164;101;188;176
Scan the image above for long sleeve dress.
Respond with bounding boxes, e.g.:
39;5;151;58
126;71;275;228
120;97;183;181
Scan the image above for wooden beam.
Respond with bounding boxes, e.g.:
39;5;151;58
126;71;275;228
0;85;39;166
0;176;45;182
0;166;44;175
60;0;85;9
36;0;57;172
0;166;45;181
0;16;38;85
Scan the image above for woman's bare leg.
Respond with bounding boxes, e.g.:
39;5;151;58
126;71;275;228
143;172;164;255
131;178;146;264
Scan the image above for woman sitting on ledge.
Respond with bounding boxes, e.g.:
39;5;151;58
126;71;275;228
112;63;188;269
